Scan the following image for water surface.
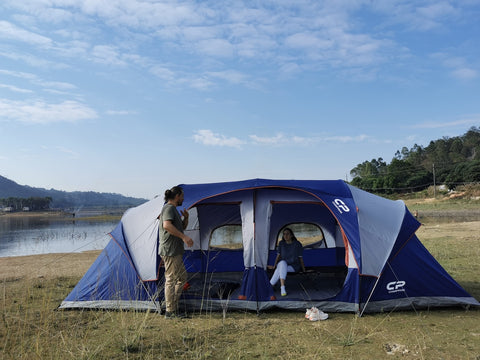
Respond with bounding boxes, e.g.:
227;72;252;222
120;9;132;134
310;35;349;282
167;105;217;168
0;215;117;257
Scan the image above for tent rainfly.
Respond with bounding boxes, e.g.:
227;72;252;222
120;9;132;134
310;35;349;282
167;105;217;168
60;179;479;315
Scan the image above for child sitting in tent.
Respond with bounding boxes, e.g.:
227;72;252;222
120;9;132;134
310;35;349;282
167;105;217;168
270;228;306;296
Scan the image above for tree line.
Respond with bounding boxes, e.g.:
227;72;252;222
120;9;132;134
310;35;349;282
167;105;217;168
350;127;480;193
0;197;53;211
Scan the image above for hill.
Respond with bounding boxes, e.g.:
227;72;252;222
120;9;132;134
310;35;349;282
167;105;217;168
350;127;480;193
0;175;147;209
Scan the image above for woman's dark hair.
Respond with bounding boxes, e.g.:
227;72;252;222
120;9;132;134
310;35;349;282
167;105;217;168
282;227;297;241
164;186;183;202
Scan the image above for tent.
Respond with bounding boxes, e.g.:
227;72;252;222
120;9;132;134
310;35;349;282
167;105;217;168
60;179;479;314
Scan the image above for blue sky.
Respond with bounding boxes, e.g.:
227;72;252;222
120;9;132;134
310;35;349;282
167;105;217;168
1;1;479;200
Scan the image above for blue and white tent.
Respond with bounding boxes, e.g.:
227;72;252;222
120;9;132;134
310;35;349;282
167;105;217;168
60;179;479;314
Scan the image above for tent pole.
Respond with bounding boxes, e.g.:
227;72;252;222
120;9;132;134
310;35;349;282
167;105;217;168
255;266;260;315
359;276;381;317
253;189;260;315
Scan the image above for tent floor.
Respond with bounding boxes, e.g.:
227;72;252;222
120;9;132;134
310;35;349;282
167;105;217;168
183;267;347;302
271;269;347;300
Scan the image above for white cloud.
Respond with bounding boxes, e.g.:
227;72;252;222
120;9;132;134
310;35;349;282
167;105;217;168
195;130;374;149
451;67;478;80
0;20;53;47
415;2;457;29
284;32;333;51
207;70;248;85
0;49;64;69
150;65;176;81
196;39;234;58
0;99;98;124
249;133;316;146
193;129;244;148
412;117;480;129
0;69;77;95
249;133;286;145
91;45;127;66
323;134;370;143
179;76;214;91
1;0;478;91
432;53;478;81
372;1;460;31
0;83;33;93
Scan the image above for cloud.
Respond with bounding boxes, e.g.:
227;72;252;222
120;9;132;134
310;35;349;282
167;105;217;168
323;134;370;143
195;130;373;149
432;52;478;81
0;69;76;90
414;2;458;29
0;49;60;69
0;83;33;94
412;117;480;129
206;70;250;86
0;99;98;124
249;133;286;146
0;20;53;47
372;1;460;31
451;67;478;80
0;69;77;98
249;133;316;146
284;32;334;51
196;39;234;58
2;0;477;91
91;45;127;66
193;129;244;148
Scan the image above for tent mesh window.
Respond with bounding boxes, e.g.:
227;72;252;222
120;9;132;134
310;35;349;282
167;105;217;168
209;224;243;250
277;223;325;248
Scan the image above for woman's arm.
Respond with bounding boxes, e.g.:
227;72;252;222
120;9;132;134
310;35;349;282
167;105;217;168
273;253;281;268
299;256;306;272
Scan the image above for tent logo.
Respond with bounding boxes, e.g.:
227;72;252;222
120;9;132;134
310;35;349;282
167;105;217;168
332;199;350;213
387;281;406;293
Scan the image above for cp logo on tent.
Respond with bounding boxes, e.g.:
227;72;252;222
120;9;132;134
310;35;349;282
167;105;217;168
387;281;406;293
332;199;350;214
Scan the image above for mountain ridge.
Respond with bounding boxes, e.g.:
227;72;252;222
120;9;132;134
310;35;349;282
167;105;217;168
0;175;147;209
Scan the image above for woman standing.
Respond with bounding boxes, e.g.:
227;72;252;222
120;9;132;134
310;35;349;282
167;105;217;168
270;228;305;296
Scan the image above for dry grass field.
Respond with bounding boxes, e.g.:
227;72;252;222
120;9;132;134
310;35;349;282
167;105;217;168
1;196;479;359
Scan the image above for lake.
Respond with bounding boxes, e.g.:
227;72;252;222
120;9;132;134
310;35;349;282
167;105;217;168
0;215;118;257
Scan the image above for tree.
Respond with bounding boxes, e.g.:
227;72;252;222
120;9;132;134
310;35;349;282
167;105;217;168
349;129;478;193
0;197;52;211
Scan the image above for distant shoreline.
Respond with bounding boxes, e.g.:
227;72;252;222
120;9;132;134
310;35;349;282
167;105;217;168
0;210;122;221
0;210;70;218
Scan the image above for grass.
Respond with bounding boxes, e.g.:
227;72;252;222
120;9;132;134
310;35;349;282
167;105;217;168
2;284;479;359
1;201;479;359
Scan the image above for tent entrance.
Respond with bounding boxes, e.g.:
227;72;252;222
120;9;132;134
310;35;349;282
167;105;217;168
266;246;348;301
267;202;348;301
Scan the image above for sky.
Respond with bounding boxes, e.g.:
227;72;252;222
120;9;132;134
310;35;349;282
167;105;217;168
1;0;479;200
